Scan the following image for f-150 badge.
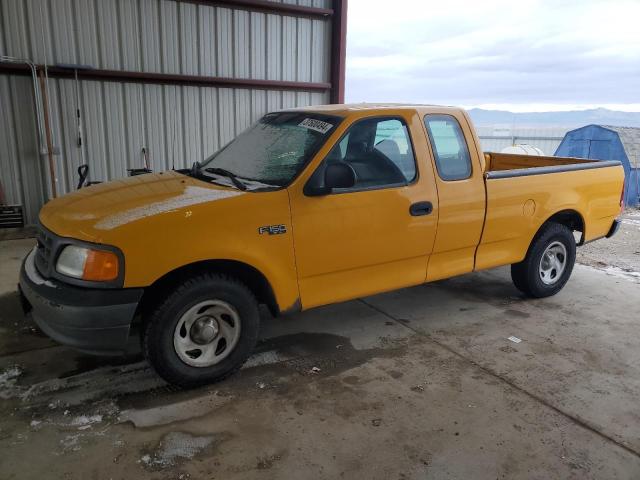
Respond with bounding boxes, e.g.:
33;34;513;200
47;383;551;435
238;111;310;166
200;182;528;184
258;224;287;235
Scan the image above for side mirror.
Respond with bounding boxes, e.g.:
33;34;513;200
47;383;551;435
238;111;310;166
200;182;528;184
325;162;356;189
305;162;356;196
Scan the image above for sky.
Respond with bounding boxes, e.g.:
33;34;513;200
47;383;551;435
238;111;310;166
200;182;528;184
344;0;640;112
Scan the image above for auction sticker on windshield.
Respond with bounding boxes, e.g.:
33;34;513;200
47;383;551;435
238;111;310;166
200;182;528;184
298;118;333;134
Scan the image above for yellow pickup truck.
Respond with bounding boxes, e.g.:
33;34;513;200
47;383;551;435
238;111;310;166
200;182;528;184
19;104;624;387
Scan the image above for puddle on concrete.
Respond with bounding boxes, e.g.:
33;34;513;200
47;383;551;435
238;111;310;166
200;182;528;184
1;327;408;443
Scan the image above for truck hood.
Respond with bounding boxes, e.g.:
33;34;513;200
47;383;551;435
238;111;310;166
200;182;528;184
39;171;245;242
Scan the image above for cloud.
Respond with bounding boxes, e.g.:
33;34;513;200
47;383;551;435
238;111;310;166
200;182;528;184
345;0;640;110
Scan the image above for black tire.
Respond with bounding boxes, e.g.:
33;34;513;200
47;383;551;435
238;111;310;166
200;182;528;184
510;222;576;298
143;273;260;388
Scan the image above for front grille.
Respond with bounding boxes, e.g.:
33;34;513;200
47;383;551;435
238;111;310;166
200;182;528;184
34;227;56;277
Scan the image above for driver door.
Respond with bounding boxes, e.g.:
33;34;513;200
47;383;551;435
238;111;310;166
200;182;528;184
290;115;439;309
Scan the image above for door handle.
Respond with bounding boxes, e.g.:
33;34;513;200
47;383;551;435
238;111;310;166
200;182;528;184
409;201;433;216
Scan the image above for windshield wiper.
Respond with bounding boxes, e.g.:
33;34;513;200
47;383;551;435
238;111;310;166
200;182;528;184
190;162;247;191
204;167;247;191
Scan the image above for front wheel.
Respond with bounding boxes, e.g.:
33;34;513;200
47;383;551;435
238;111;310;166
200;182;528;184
511;222;576;298
143;273;260;388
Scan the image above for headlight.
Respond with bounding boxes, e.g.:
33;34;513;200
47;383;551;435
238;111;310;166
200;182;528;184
56;245;119;281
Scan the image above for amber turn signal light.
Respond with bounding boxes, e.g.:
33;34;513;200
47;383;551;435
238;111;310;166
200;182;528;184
82;249;119;281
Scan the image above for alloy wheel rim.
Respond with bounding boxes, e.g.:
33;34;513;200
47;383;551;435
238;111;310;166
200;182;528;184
538;241;567;285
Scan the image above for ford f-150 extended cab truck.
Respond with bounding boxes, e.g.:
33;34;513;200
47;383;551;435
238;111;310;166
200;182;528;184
19;104;625;387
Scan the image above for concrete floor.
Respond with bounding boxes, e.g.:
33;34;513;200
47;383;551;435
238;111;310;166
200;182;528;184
0;213;639;479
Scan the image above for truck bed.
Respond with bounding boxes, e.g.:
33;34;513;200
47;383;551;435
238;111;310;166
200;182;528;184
476;151;624;272
484;152;621;178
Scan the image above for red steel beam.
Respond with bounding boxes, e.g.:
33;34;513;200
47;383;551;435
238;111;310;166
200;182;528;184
329;0;347;103
176;0;333;18
0;63;332;93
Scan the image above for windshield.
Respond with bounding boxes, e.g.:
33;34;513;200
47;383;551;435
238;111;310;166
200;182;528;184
199;111;342;187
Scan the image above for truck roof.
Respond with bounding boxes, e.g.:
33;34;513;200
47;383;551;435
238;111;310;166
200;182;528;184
287;103;465;117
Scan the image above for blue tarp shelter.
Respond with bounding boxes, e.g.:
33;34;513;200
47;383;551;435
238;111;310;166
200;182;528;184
555;125;640;206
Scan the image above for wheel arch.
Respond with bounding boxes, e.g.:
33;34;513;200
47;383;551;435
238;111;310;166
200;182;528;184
540;209;585;244
136;259;281;320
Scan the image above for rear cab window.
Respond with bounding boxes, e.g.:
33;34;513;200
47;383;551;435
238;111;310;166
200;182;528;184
424;115;472;181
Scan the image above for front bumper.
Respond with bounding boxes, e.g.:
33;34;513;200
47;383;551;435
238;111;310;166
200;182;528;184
19;248;143;355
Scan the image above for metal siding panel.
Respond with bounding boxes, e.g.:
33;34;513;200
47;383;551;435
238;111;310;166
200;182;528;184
103;82;128;177
265;14;281;81
1;0;333;224
310;91;328;105
218;88;235;145
282;91;296;108
216;8;233;77
81;81;108;182
96;0;121;70
296;17;311;81
143;83;166;170
179;2;198;75
43;79;69;195
163;85;185;169
310;18;327;82
267;90;282;111
49;0;77;65
3;0;31;59
0;77;23;206
160;0;179;74
250;12;266;80
25;0;54;64
234;10;250;78
201;87;219;156
251;90;267;119
140;0;162;72
9;76;46;224
123;83;147;170
296;91;310;107
0;5;5;55
183;86;202;164
56;78;83;191
75;0;100;67
119;0;141;71
282;16;296;81
234;89;251;134
198;5;217;76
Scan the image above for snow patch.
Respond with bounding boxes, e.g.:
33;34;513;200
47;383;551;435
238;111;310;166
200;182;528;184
0;365;23;399
94;186;242;230
141;432;215;468
0;365;22;384
622;218;640;228
0;361;162;405
70;414;103;426
580;264;640;284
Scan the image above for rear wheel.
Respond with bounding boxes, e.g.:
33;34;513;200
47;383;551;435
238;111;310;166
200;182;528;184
143;273;260;388
511;222;576;298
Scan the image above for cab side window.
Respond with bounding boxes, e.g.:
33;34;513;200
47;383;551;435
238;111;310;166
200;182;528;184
424;115;472;181
319;117;417;191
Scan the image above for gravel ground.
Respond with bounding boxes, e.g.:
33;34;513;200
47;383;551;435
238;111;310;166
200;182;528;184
577;208;640;274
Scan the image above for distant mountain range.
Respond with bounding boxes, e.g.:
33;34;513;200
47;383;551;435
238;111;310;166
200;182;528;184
468;108;640;127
